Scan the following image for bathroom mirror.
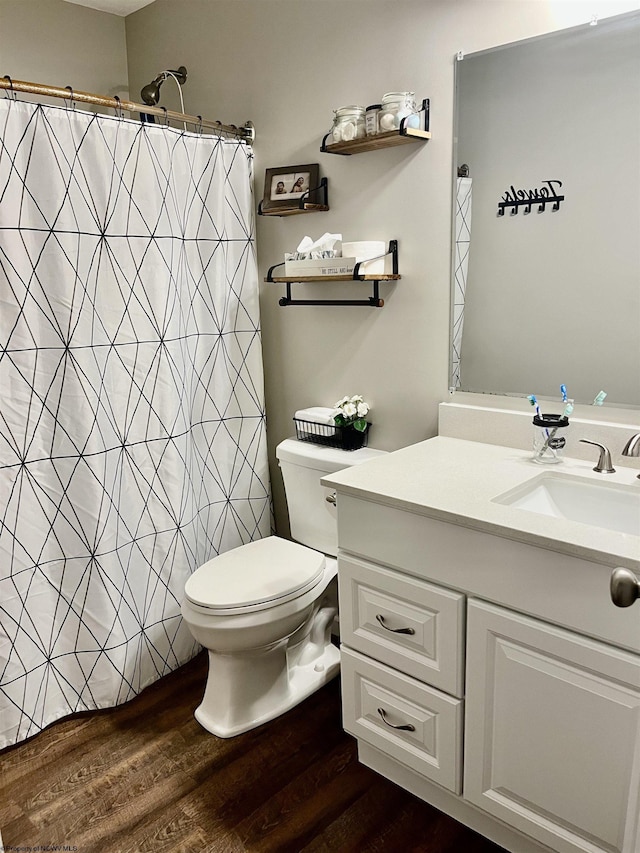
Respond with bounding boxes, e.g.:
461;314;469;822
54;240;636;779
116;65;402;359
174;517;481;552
451;11;640;407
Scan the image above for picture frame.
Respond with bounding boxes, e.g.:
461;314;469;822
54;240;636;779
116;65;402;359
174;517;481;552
261;163;320;212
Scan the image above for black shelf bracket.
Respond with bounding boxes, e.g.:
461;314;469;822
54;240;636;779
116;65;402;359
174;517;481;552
353;239;399;278
269;240;398;308
400;98;430;135
320;129;348;155
299;176;328;208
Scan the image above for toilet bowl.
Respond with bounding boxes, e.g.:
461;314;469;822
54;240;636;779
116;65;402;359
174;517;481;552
182;536;339;737
181;438;386;738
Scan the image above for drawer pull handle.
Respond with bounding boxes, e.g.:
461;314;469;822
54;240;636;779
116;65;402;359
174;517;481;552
377;707;415;732
325;492;337;505
610;568;640;607
375;613;415;635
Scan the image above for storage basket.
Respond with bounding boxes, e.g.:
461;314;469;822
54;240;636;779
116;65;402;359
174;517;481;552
293;418;370;451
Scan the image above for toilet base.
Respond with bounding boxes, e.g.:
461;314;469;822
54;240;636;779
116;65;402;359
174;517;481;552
194;640;340;738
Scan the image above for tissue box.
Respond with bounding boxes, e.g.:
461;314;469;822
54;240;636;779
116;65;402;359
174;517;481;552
284;257;356;277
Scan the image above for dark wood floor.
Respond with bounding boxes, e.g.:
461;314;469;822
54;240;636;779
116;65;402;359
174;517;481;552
1;651;506;852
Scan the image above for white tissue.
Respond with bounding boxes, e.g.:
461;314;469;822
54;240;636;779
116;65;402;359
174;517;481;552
292;233;343;260
293;407;336;426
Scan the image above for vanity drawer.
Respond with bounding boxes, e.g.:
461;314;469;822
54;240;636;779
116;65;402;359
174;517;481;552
339;554;465;697
341;647;463;795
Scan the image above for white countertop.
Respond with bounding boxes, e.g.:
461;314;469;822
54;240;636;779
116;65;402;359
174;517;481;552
322;436;640;568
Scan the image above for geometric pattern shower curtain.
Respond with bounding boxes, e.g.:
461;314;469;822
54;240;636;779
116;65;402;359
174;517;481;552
451;175;472;389
0;99;271;749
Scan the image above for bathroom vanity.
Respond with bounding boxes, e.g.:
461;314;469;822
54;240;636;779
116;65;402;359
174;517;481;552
322;437;640;853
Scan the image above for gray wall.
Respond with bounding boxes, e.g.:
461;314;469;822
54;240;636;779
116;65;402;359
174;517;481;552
124;0;640;534
0;0;128;101
2;0;639;535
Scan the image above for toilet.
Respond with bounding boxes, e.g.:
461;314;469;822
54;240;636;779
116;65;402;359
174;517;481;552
181;438;385;738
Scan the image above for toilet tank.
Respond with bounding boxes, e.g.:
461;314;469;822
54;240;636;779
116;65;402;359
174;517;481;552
276;438;387;556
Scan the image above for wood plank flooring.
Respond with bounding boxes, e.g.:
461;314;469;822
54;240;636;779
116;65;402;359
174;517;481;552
1;652;507;852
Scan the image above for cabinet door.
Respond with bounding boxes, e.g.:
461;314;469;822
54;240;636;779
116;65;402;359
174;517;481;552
464;599;640;853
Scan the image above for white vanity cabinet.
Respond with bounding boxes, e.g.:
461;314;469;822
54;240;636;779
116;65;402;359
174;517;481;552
324;438;640;853
465;599;640;853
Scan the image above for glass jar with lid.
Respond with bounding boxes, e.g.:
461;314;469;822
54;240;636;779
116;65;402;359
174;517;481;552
331;105;366;143
378;92;420;132
365;104;381;136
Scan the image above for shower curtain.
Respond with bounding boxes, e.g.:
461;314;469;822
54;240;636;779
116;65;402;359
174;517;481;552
0;99;271;749
451;176;472;389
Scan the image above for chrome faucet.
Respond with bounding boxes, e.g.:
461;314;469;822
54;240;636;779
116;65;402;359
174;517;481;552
579;439;615;473
622;433;640;479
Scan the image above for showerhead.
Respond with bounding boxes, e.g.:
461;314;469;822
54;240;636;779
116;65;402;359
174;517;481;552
140;66;187;106
140;75;163;106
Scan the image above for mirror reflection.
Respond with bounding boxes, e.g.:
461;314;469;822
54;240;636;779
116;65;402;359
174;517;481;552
451;12;640;406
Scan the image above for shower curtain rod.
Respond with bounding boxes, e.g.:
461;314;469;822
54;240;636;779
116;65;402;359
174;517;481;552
0;75;255;144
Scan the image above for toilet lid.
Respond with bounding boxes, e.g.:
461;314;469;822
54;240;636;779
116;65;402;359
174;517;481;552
184;536;326;612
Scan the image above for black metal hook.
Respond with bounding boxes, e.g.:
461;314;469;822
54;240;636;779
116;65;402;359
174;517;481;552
64;85;76;110
297;177;329;209
3;75;17;101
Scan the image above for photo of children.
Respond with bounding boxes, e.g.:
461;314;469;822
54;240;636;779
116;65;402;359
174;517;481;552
270;172;310;201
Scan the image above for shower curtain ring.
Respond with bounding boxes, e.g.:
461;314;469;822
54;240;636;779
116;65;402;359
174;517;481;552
196;115;203;134
160;106;169;126
113;95;124;119
3;75;17;100
64;85;76;111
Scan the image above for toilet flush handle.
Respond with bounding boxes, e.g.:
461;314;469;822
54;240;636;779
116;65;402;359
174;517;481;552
325;492;337;505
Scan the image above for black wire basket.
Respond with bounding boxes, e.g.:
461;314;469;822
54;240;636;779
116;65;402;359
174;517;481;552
293;418;370;451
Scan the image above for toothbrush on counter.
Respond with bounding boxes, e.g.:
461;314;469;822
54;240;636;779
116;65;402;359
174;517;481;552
529;394;552;457
528;394;547;436
560;385;574;418
527;394;542;419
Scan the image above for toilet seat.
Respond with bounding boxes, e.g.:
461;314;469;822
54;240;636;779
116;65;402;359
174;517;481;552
184;536;326;615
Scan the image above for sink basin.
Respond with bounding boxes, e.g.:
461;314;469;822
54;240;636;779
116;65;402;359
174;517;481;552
493;473;640;535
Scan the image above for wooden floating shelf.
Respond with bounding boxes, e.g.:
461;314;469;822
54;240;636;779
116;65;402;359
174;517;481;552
266;240;399;307
259;203;329;217
266;274;401;283
323;127;431;156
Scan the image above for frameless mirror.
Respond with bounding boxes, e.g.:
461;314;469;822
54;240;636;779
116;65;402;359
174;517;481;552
451;11;640;406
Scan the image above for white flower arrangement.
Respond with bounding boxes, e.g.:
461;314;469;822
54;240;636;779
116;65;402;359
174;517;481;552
333;395;370;433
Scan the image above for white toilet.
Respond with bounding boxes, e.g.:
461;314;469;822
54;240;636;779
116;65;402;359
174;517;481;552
181;437;386;738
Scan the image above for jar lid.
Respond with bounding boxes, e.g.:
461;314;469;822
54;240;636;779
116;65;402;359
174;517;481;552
382;91;415;101
366;104;382;111
533;413;569;428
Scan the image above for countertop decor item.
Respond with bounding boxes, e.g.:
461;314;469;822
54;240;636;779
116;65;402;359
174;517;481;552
333;395;370;433
293;395;372;451
260;163;321;214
